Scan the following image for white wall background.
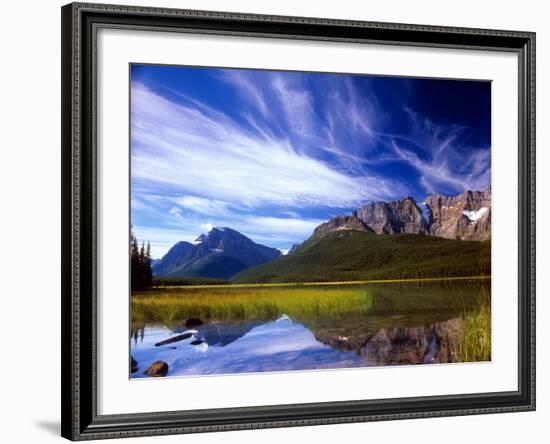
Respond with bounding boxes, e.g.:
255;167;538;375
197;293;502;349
0;0;546;442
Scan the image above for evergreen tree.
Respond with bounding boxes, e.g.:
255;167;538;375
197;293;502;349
144;242;153;288
130;228;152;290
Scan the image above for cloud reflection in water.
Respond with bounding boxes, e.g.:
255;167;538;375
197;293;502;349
131;315;369;378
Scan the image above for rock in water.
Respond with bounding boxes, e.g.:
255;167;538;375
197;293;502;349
144;361;169;377
130;356;138;373
184;318;204;329
155;332;192;347
190;339;204;346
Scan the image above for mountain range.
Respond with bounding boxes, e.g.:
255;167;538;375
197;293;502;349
152;227;282;279
153;187;491;281
312;187;491;241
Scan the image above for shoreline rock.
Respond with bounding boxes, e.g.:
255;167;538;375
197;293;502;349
184;318;204;329
130;356;139;373
144;361;169;377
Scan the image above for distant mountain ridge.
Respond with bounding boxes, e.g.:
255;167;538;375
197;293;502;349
152;187;490;282
153;227;282;279
308;187;491;244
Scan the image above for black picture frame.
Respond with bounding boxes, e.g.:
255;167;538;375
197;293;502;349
61;2;536;440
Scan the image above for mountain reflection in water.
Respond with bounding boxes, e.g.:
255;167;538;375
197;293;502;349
131;314;463;378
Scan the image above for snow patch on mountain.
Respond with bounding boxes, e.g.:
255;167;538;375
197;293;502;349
463;207;488;223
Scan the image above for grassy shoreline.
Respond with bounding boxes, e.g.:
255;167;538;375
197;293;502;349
145;275;490;291
132;286;377;324
458;286;491;362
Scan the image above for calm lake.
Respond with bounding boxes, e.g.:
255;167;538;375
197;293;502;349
130;279;490;378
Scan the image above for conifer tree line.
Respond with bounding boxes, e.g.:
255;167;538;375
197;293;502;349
130;228;152;290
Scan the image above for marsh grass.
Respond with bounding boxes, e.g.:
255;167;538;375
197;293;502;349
132;285;375;326
458;286;491;362
132;281;489;325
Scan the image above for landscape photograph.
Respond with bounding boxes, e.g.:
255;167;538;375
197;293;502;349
129;63;491;378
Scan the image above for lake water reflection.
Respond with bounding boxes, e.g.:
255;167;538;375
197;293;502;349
130;280;490;378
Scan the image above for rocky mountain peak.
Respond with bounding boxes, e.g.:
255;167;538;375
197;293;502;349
309;187;491;242
153;227;282;279
313;213;373;237
425;188;491;241
356;197;428;235
194;234;207;244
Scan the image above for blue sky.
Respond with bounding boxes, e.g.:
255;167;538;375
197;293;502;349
131;64;491;258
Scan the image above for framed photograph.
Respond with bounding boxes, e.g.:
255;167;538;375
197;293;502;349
61;2;536;440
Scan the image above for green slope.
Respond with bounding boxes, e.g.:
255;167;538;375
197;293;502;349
166;254;247;280
231;231;491;283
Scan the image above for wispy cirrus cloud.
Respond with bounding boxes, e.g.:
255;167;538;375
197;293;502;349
172;196;234;217
386;108;491;196
131;82;400;209
168;207;184;220
217;69;270;118
130;66;491;257
271;74;315;138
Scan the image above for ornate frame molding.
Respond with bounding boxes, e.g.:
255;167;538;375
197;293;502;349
61;3;535;440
